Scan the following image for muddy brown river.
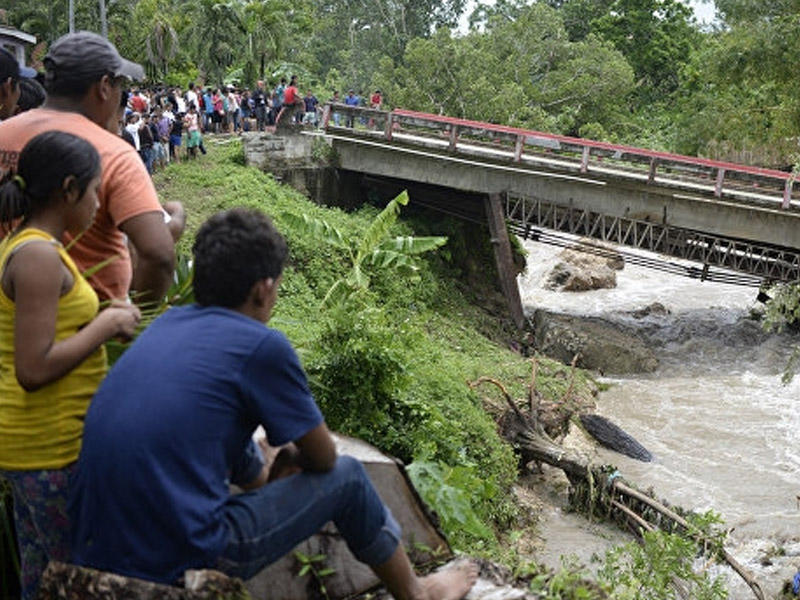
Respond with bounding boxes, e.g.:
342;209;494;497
518;239;800;598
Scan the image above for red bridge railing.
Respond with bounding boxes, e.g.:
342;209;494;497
322;104;797;209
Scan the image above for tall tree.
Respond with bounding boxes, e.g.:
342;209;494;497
243;0;312;84
591;0;699;98
308;0;467;89
377;4;634;136
185;0;246;85
668;1;800;162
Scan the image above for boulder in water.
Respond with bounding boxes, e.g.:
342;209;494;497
532;310;658;374
544;248;617;292
629;302;671;319
571;239;625;271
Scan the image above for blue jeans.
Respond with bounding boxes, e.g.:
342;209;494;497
140;147;154;174
217;455;400;580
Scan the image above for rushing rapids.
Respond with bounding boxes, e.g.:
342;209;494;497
517;237;800;598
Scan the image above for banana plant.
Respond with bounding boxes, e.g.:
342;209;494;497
283;191;447;308
105;253;195;365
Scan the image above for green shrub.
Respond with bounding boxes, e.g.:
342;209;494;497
307;306;421;458
599;528;727;599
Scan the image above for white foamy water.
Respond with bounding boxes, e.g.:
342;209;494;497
518;237;800;598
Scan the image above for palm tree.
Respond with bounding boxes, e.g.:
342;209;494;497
244;0;291;81
145;16;179;80
184;0;246;86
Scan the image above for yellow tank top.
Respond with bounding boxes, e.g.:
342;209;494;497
0;228;107;469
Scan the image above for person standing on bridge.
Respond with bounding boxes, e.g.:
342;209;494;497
370;89;382;111
276;75;302;128
302;90;319;127
344;89;359;128
252;81;267;131
368;89;382;129
330;90;341;126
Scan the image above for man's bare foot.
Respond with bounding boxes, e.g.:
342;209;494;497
418;559;478;600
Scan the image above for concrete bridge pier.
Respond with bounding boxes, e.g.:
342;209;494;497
485;193;526;330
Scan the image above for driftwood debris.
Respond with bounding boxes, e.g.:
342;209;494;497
579;413;653;462
469;358;765;600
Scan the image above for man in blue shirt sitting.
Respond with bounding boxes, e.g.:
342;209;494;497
69;208;476;599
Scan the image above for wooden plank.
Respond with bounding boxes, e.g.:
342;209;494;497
484;193;526;329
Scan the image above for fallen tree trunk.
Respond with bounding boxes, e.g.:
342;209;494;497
503;409;765;600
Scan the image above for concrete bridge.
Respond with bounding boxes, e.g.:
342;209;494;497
306;104;800;325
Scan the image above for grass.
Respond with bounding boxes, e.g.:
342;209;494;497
152;136;597;553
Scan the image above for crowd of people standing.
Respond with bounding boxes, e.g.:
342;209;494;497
112;77;328;173
112;77;384;176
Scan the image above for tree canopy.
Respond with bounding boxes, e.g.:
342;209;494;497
3;0;799;165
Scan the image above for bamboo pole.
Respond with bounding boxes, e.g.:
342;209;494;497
611;499;653;533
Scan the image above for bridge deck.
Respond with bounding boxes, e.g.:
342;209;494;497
320;104;800;285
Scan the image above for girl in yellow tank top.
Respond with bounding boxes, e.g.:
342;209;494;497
0;132;141;599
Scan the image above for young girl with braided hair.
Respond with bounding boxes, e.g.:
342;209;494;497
0;131;141;599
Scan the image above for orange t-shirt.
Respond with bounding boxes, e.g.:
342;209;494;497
284;85;299;105
0;108;162;300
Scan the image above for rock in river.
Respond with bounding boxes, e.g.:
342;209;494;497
531;310;658;374
544;247;619;292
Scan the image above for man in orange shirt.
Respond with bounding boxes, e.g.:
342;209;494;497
0;32;174;303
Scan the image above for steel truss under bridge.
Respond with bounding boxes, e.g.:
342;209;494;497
504;193;800;286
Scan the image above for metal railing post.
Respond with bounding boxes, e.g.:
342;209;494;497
448;125;459;151
514;135;524;162
321;104;331;130
580;146;590;173
648;158;658;184
715;168;725;197
385;112;394;141
783;179;793;209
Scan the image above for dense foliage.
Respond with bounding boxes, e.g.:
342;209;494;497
4;0;800;163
